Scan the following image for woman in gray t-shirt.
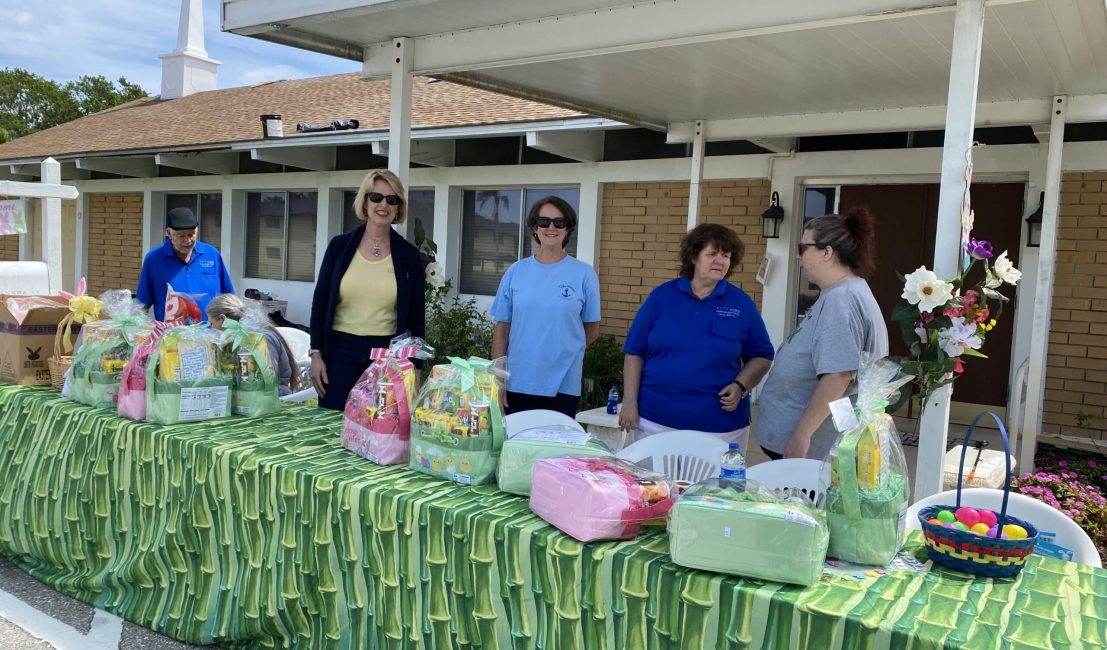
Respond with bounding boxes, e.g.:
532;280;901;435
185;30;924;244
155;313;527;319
755;208;888;460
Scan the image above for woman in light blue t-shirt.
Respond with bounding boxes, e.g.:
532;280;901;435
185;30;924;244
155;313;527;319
490;197;601;418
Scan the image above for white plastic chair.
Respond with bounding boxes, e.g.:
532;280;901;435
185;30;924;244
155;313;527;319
745;458;829;505
281;386;318;403
275;326;312;389
276;327;311;361
615;430;728;483
905;487;1102;568
505;409;584;437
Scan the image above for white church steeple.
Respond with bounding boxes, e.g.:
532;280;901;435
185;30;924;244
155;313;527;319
159;0;220;99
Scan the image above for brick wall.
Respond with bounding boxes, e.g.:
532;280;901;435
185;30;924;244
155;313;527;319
87;193;144;295
597;179;770;338
0;234;17;261
1043;171;1107;442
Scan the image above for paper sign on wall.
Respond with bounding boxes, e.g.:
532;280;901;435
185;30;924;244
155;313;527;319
0;201;27;236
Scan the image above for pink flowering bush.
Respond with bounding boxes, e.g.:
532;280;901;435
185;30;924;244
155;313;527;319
1011;458;1107;559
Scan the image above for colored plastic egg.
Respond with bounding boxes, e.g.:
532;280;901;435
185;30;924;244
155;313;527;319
943;522;958;529
927;518;941;526
936;510;956;523
970;523;990;535
977;509;998;528
953;521;969;531
955;507;980;527
987;525;999;538
1002;524;1028;540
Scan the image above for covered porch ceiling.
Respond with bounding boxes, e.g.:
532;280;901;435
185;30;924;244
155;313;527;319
222;0;1107;143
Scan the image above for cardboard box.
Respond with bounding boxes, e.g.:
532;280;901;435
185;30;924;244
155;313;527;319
0;295;71;385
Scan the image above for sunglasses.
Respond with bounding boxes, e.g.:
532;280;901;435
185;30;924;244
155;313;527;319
367;192;403;206
796;243;821;256
535;217;568;229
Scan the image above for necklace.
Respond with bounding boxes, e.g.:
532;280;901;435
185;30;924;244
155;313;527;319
367;235;385;258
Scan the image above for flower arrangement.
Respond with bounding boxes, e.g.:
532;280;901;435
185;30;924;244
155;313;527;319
889;147;1022;407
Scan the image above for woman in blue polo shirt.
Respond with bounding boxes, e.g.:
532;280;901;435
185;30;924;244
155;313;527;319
618;223;774;448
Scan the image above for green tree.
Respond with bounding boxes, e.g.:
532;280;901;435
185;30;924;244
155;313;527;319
0;68;148;144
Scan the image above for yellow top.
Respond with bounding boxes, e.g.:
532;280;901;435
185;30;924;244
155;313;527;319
332;252;398;336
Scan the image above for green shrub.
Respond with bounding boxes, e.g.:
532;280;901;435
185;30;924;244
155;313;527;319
580;334;624;411
423;281;493;377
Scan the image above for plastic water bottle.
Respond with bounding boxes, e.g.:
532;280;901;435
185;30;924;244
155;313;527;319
606;385;619;415
719;442;746;490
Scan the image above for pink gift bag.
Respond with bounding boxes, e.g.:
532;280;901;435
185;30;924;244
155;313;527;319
529;456;674;542
342;344;420;465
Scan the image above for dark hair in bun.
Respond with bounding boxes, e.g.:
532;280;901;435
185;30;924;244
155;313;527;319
804;206;877;278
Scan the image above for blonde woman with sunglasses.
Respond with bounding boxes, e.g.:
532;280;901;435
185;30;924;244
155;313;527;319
309;169;425;410
490;196;601;418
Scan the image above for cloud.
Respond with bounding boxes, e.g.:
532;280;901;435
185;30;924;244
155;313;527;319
1;10;33;28
1;0;357;93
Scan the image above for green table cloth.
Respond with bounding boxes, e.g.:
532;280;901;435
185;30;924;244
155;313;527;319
0;386;1104;649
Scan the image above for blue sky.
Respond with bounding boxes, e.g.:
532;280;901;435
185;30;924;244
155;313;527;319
0;0;360;93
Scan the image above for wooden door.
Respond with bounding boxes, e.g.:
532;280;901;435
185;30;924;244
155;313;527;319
836;183;1023;408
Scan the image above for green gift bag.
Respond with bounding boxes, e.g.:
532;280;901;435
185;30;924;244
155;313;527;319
218;319;280;417
825;423;909;565
144;325;233;425
497;426;613;496
822;356;912;566
409;356;506;485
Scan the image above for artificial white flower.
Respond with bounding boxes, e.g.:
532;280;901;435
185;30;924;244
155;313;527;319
424;261;445;288
938;316;982;358
991;250;1022;286
902;266;955;313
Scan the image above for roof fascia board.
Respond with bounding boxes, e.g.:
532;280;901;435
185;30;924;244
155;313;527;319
223;0;419;35
360;0;1032;78
0;118;626;167
250;146;336;171
666;93;1107;142
76;156;158;178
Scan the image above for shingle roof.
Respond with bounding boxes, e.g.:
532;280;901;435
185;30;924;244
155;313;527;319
0;74;585;162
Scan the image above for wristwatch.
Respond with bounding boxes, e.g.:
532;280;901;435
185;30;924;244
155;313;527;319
309;349;322;358
731;379;748;394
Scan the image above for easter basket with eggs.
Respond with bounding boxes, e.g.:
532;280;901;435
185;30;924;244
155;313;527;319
918;411;1038;578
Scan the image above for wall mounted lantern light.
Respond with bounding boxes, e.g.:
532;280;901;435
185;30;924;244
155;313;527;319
762;191;785;239
1025;191;1044;248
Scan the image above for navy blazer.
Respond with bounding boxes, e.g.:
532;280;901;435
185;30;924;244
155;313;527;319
310;224;426;358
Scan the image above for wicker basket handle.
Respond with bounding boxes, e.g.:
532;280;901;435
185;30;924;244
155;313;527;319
954;411;1013;531
54;313;74;358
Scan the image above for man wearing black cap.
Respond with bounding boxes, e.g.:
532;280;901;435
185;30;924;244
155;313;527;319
136;206;234;321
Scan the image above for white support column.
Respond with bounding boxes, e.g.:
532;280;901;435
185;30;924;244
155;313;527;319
388;37;414;238
915;0;985;500
314;185;334;281
576;179;603;267
687;120;706;231
1020;96;1067;474
41;158;63;292
74;191;90;288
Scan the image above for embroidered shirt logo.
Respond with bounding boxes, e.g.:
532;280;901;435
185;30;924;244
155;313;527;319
199;259;215;269
715;306;740;318
558;284;575;299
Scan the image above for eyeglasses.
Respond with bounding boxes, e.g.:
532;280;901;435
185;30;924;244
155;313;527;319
535;217;568;229
796;243;821;256
367;192;403;206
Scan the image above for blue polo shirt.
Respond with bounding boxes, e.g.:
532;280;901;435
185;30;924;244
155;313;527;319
136;240;234;321
624;277;774;433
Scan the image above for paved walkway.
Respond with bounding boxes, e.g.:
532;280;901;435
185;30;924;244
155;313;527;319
0;558;213;650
